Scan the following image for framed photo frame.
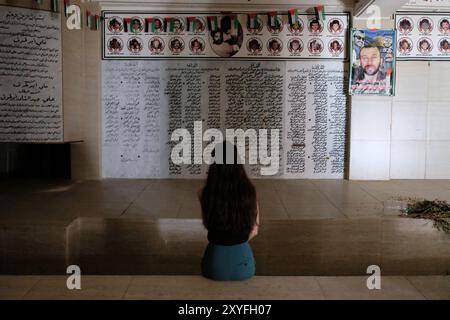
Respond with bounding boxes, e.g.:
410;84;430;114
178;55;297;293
396;12;450;61
349;28;396;96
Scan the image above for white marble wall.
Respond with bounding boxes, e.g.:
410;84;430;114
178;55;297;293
350;61;450;180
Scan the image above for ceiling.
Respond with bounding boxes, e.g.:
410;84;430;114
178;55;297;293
94;0;450;15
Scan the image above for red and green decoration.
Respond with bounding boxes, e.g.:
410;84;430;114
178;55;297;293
288;8;299;26
86;10;91;28
267;11;280;29
165;17;176;32
247;13;259;30
95;14;100;31
186;17;198;32
230;15;239;36
63;0;69;17
86;10;98;30
315;5;326;22
50;0;58;12
207;16;219;31
124;17;139;32
144;18;151;32
123;17;131;32
35;0;59;13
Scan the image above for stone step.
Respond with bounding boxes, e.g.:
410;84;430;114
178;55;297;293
1;275;449;300
2;217;449;275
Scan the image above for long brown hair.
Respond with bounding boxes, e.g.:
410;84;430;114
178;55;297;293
200;142;257;235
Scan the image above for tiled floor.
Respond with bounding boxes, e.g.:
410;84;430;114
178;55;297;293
1;179;449;275
0;275;448;300
1;178;450;223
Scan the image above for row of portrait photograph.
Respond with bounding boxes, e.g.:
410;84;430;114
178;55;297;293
107;36;345;56
104;13;349;59
398;37;450;55
396;14;450;59
105;15;348;36
398;16;450;35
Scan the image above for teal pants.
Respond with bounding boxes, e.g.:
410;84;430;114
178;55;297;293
201;242;256;281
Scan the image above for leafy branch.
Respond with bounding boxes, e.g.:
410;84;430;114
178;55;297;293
401;199;450;234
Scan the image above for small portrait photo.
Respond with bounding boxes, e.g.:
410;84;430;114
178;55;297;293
247;16;263;34
267;38;283;54
247;38;263;54
169;37;185;53
267;16;284;34
398;37;413;54
418;38;433;53
149;37;165;54
398;17;413;34
308;19;323;34
439;38;450;53
287;38;303;54
418;17;433;34
328;19;343;34
129;17;144;33
308;39;323;54
210;30;223;45
439;18;450;33
353;29;366;49
189;37;205;54
208;16;244;57
188;17;205;33
127;37;143;53
107;37;123;53
150;17;164;33
329;39;344;55
107;17;123;33
288;19;304;33
169;17;184;33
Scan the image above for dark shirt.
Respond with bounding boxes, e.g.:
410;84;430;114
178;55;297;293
207;229;249;246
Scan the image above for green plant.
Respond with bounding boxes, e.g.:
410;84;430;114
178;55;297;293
401;199;450;234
